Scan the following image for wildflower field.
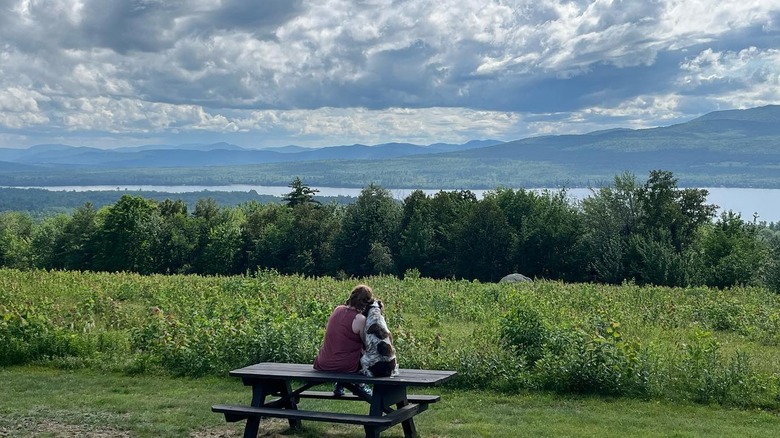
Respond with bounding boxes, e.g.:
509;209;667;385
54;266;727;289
2;268;780;410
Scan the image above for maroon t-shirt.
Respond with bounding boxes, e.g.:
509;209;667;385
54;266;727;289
314;305;362;372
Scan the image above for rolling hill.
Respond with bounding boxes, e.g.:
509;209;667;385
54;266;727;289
0;106;778;189
0;140;503;168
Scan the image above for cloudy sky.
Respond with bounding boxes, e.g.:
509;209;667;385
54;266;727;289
1;0;779;149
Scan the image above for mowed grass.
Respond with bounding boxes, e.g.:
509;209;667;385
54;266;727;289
1;366;778;438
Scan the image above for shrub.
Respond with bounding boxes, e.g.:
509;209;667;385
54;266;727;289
452;348;527;391
696;298;747;332
668;328;769;406
764;235;780;293
0;301;99;365
533;325;651;397
500;299;548;365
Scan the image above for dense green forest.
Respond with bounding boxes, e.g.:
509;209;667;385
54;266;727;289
0;187;354;216
1;170;779;289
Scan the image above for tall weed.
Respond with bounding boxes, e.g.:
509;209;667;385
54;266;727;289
2;269;779;409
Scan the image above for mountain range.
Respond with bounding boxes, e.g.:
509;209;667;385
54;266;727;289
0;105;778;189
0;140;502;168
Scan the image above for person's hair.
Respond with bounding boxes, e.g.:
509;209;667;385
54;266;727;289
345;284;373;312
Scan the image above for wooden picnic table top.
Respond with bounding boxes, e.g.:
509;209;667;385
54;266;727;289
229;362;457;387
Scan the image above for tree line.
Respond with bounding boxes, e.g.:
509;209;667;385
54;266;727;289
1;170;779;290
0;187;355;217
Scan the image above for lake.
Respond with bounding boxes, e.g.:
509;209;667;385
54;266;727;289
15;184;780;223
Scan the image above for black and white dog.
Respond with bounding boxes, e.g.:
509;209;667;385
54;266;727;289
360;300;399;377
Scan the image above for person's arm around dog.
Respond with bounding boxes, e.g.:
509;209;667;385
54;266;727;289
353;310;367;344
313;284;374;396
313;284;373;373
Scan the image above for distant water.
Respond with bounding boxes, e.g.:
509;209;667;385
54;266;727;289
10;185;780;223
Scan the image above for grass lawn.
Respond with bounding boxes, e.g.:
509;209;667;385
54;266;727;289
1;366;778;437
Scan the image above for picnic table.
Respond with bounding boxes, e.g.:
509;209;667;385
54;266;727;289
212;362;456;438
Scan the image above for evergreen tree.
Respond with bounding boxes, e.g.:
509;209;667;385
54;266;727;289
283;177;321;207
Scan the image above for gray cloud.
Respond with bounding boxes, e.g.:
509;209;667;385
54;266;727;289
206;0;305;35
0;0;779;148
79;1;185;53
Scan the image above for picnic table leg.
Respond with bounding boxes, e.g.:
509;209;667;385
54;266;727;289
278;379;302;429
243;383;267;438
397;399;418;438
369;384;406;416
364;425;381;438
244;379;301;438
369;384;419;438
243;417;260;438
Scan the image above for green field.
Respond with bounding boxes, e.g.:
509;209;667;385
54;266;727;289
2;269;780;436
2;366;779;437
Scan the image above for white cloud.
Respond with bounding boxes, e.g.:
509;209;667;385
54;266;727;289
0;88;50;128
0;0;779;147
680;46;780;107
661;0;779;41
578;94;685;125
8;91;520;146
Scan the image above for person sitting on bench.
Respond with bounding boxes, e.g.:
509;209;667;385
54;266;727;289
314;283;374;396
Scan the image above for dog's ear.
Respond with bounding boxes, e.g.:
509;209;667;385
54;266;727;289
377;340;395;356
369;358;397;378
377;300;384;310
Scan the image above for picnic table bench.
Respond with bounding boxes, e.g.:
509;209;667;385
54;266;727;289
212;362;456;438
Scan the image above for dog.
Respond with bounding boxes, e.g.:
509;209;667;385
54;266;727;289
360;300;399;377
